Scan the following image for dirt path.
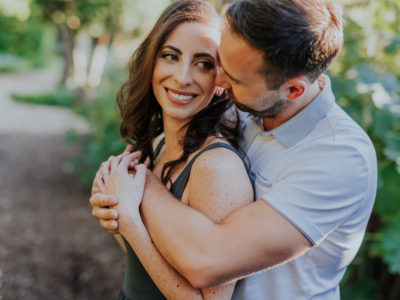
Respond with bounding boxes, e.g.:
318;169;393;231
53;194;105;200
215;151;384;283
0;70;124;299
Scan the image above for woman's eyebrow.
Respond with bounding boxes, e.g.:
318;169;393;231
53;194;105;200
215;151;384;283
194;53;215;60
162;45;181;54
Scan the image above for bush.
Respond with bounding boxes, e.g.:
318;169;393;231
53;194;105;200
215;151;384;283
0;13;55;71
332;1;400;299
12;88;77;107
67;63;128;185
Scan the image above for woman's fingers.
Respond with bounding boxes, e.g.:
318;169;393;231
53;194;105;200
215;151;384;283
95;173;106;193
111;153;127;171
123;144;135;154
101;156;114;182
119;152;141;171
143;157;151;168
92;168;106;194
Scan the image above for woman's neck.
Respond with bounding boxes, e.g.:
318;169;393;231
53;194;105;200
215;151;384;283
162;114;188;160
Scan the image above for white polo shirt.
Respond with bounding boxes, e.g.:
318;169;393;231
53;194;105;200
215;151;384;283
232;75;377;300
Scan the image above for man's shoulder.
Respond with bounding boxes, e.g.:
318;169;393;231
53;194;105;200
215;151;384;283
323;103;376;158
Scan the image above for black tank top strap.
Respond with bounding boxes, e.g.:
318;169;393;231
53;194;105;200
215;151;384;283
154;136;165;158
170;142;251;199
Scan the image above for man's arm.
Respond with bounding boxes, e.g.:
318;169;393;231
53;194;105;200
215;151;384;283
90;169;311;288
141;172;311;289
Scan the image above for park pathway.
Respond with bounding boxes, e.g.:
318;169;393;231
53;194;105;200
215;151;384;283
0;69;124;299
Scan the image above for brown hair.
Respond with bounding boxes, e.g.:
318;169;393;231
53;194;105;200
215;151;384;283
225;0;344;89
117;0;241;184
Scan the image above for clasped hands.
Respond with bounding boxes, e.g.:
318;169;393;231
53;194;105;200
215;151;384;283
90;146;146;234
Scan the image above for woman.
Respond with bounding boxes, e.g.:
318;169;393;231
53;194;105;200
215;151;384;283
94;0;253;299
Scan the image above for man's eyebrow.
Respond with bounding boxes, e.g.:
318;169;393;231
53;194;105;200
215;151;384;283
220;63;241;84
162;45;182;54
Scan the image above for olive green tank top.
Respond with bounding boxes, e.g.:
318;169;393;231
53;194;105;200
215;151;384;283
118;138;251;300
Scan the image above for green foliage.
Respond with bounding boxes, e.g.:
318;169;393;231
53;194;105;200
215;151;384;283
67;64;128;185
0;53;29;72
332;0;400;298
0;13;55;71
32;0;124;37
12;88;77;107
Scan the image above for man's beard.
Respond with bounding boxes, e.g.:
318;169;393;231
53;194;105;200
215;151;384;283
228;89;289;118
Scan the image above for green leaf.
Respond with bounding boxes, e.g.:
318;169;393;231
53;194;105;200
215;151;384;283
384;38;400;54
381;218;400;274
375;164;400;217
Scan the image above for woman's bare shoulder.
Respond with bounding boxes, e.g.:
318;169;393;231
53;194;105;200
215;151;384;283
185;139;253;223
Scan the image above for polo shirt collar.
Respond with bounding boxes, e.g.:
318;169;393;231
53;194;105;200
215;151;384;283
251;75;335;148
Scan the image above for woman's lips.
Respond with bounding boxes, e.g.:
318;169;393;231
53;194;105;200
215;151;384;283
165;88;198;105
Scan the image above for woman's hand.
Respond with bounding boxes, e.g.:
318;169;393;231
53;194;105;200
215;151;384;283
101;152;147;231
90;148;140;234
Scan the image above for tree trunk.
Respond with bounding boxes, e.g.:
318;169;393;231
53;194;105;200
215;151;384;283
58;26;75;86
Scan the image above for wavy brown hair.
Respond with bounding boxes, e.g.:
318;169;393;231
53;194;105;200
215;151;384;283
116;0;242;185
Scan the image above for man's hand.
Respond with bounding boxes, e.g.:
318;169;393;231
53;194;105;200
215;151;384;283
90;193;120;234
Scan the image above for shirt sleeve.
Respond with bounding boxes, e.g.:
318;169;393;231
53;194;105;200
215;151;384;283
256;141;376;246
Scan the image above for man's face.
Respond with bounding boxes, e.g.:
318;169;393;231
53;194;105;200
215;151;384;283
216;26;288;118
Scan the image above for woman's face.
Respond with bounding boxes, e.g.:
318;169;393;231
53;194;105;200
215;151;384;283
152;22;220;124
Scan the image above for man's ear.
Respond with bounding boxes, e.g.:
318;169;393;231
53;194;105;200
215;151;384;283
280;77;308;100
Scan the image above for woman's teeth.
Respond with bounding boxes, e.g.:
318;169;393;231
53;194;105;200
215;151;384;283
168;90;195;101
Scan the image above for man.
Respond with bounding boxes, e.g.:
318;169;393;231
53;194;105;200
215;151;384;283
91;0;377;298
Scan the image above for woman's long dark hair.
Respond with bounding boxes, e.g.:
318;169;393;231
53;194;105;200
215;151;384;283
117;0;241;185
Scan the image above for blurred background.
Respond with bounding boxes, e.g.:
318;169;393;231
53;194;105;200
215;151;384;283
0;0;399;299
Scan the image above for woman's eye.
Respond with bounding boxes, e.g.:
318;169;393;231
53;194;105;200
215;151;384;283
197;61;214;71
162;53;178;62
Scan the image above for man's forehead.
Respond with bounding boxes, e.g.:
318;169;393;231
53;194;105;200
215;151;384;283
219;27;265;83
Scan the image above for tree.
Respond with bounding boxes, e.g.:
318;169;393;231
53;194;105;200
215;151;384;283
31;0;124;86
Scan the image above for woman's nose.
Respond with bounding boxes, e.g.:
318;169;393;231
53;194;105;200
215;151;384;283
173;62;193;87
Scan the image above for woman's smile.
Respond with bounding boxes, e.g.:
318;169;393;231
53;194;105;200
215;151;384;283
152;21;220;123
165;87;198;105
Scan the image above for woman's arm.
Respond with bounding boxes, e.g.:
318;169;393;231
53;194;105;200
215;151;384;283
102;153;204;299
119;213;204;300
105;146;253;300
113;234;127;252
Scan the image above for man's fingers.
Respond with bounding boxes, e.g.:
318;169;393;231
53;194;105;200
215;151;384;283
134;164;147;189
92;207;119;220
100;219;119;231
89;193;118;207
